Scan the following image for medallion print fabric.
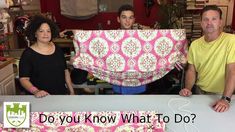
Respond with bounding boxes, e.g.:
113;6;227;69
0;111;165;132
73;29;188;86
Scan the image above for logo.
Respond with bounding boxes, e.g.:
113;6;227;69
3;102;30;128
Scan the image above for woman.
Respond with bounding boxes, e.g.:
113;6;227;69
19;15;75;97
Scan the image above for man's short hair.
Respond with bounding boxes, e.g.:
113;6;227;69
118;4;134;17
201;5;222;19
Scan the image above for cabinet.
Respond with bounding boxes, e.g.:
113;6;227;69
0;58;16;95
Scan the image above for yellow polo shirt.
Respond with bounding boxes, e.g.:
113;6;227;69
188;32;235;93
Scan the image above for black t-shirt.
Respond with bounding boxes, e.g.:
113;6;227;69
19;45;68;94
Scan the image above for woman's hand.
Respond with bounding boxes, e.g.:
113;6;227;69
34;90;50;98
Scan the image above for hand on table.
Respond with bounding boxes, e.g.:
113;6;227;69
179;88;192;97
212;99;230;112
34;90;50;98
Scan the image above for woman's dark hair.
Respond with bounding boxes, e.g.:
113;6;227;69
201;5;222;19
118;4;134;17
25;15;59;43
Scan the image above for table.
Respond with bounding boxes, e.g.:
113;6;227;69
0;95;234;131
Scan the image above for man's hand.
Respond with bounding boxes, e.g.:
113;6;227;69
179;88;192;96
212;99;230;112
72;30;81;35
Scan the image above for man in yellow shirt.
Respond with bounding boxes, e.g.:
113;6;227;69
179;5;235;112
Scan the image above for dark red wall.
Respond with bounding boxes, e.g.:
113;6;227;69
41;0;235;30
40;0;158;30
232;1;235;29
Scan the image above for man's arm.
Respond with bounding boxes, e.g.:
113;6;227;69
213;62;235;112
223;62;235;98
179;64;197;96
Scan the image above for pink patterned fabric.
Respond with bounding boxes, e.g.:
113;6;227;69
0;111;165;132
73;29;187;86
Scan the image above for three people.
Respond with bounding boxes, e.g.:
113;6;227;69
179;5;235;112
18;5;234;112
113;4;186;94
19;15;75;97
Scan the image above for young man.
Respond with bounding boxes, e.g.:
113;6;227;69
112;4;147;94
113;4;186;94
179;5;235;112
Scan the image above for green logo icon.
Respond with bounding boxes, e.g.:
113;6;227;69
3;102;30;128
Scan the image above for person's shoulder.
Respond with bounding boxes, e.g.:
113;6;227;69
54;44;64;53
222;32;235;39
22;47;33;55
20;47;35;60
190;36;204;47
221;32;235;46
222;33;235;48
53;44;66;57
